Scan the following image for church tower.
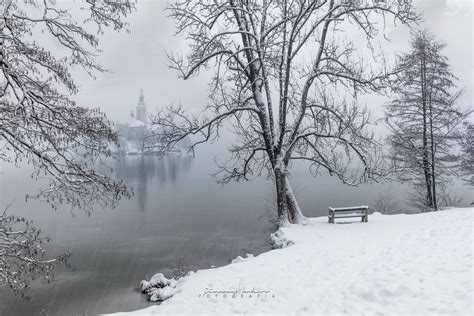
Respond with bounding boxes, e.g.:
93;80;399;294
136;88;147;122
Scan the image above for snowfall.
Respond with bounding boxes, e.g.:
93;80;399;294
108;207;473;315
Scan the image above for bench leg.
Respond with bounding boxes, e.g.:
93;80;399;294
328;211;334;223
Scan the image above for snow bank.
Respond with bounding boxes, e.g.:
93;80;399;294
108;208;473;315
230;253;254;264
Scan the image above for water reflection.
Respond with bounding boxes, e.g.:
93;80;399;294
112;155;193;211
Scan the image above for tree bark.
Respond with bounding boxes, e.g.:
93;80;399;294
421;52;433;210
275;166;308;225
428;93;438;210
275;166;306;225
274;168;289;225
285;180;305;224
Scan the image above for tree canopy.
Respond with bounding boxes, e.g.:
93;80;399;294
151;0;418;224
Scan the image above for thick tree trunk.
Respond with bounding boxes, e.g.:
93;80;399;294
275;168;290;226
274;167;305;225
285;180;305;224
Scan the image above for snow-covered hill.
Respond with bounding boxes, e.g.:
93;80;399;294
109;208;473;315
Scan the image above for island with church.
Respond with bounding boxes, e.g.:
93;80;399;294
111;89;186;156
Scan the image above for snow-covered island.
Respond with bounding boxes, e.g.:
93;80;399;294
108;207;473;315
110;89;190;156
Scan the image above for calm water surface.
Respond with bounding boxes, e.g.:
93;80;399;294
0;153;471;315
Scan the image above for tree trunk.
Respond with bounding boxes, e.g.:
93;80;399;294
421;53;433;210
422;115;433;210
285;180;305;224
428;94;438;210
274;166;306;225
274;168;289;226
431;145;437;210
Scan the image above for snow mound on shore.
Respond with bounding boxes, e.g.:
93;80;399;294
270;228;295;248
140;273;183;302
108;207;473;315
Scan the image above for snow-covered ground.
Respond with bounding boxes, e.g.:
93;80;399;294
109;208;473;315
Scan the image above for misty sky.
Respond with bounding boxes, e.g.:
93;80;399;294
72;0;473;126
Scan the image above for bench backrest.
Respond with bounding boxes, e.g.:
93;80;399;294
329;206;369;213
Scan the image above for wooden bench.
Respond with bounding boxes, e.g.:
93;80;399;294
328;206;369;223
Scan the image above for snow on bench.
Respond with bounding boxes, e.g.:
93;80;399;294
328;205;369;223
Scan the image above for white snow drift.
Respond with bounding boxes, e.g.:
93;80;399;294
109;208;473;315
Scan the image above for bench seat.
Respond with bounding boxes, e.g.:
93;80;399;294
329;214;367;219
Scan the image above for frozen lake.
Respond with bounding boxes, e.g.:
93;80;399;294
0;152;471;315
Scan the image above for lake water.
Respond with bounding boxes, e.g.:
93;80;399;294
0;152;471;315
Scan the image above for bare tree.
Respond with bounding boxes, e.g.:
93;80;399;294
385;30;470;211
1;0;135;295
373;191;400;214
150;0;418;225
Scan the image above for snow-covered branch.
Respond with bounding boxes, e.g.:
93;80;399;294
1;0;135;213
0;206;69;298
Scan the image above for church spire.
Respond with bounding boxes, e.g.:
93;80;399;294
139;88;145;103
136;88;147;122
